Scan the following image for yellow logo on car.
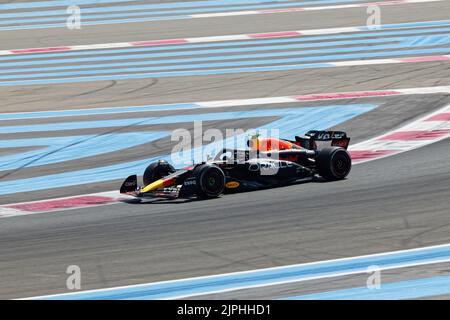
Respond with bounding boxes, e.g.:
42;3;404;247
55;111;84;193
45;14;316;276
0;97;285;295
225;181;240;189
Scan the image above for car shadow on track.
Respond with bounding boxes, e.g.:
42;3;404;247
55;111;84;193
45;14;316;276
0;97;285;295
118;176;343;205
120;197;200;205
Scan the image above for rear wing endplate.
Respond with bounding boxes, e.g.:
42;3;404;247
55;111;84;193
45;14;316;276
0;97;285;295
305;130;351;149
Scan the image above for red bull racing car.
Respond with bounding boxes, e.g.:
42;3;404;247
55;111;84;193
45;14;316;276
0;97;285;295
120;130;352;200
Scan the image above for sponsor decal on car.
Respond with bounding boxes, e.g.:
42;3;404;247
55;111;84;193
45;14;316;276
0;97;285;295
248;161;294;172
183;179;197;186
225;181;240;189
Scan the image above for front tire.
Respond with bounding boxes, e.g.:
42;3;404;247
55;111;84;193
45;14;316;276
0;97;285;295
193;164;225;199
143;160;175;185
316;147;352;180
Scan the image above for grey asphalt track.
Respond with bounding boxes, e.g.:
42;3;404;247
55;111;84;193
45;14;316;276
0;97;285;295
1;1;449;49
0;0;449;299
1;135;450;299
0;93;449;205
1;2;450;113
0;62;449;113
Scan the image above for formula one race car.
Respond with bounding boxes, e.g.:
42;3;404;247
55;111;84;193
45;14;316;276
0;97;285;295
120;130;352;200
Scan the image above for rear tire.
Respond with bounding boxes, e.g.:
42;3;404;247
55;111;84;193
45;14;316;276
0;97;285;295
143;160;175;185
193;164;225;199
316;147;352;180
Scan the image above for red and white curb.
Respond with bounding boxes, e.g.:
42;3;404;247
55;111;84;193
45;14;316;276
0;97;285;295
0;16;446;57
0;27;372;55
0;191;126;218
349;104;450;163
0;86;449;218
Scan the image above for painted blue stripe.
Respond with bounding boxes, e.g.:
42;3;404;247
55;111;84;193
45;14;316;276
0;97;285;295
0;63;330;86
0;0;362;22
0;1;439;30
0;0;364;31
0;103;199;121
1;0;294;11
3;36;450;73
0;104;375;194
0;15;191;31
0;132;170;171
40;244;450;299
1;34;442;72
1;0;137;10
0;105;373;134
284;275;450;300
3;44;450;86
4;28;450;66
0;38;395;68
2;35;450;79
0;35;406;70
2;20;450;85
3;25;450;63
0;62;389;86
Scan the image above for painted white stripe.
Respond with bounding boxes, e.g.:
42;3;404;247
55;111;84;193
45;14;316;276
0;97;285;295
70;43;131;50
191;10;261;18
398;88;450;95
352;139;433;151
331;59;399;66
402;120;450;131
0;207;28;217
407;0;442;2
197;97;297;108
185;35;250;43
324;54;450;69
300;26;361;35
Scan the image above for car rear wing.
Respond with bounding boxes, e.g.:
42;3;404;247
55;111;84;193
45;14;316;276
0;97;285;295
305;130;351;149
